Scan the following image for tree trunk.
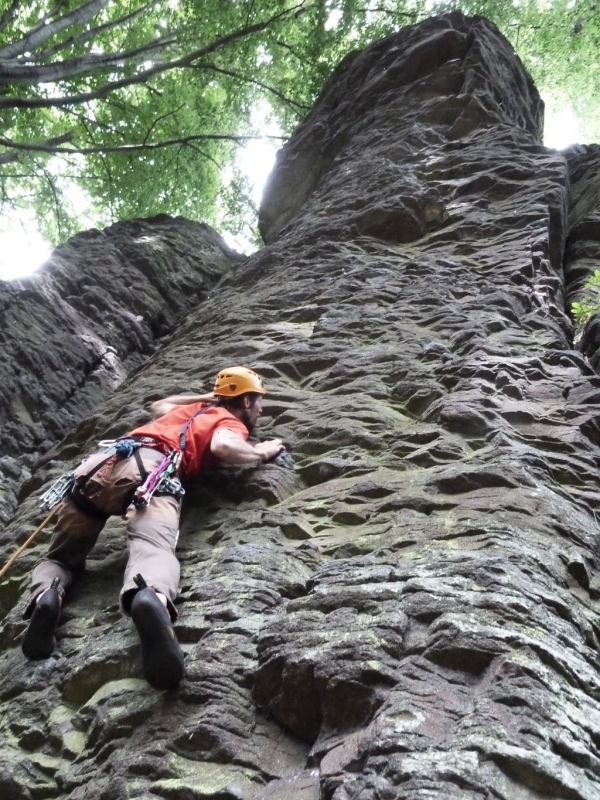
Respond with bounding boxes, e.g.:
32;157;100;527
1;11;600;800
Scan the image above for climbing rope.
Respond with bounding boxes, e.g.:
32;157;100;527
0;505;59;580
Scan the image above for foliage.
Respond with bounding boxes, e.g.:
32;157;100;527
572;270;600;330
425;0;600;143
0;0;599;246
0;0;307;241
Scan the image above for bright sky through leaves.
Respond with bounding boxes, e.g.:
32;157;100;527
0;104;588;281
0;0;598;279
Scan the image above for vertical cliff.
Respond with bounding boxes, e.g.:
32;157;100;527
1;12;600;800
0;215;242;527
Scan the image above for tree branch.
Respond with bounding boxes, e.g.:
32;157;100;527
196;62;311;110
0;0;109;60
0;132;285;160
41;163;63;238
355;6;419;18
273;38;305;62
0;1;307;109
33;0;163;63
0;132;74;165
0;33;177;83
142;104;186;144
0;0;21;33
183;142;221;170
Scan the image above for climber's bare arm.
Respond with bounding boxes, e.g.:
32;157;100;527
211;429;284;465
150;393;216;418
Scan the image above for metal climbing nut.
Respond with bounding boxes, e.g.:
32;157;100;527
40;473;75;511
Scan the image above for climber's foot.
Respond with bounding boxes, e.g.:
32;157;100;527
131;587;184;691
22;583;61;660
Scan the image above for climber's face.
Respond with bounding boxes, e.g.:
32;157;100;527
242;394;262;432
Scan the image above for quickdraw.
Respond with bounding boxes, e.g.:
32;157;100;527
133;451;183;509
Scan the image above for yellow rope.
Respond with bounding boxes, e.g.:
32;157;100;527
0;505;59;580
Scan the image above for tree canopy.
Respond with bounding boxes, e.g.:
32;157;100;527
0;0;598;247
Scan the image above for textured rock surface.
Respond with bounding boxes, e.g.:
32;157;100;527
0;215;242;526
565;145;600;367
2;11;600;800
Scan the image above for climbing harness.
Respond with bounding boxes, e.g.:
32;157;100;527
136;405;213;505
0;406;216;579
130;405;212;507
113;406;212;508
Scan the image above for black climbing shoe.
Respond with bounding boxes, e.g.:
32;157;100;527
22;578;62;660
130;586;184;691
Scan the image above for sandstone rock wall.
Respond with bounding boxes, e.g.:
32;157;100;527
564;145;600;368
0;216;242;526
2;12;600;800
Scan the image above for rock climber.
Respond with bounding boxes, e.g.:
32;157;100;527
21;366;285;690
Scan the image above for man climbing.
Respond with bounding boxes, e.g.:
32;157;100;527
21;366;284;690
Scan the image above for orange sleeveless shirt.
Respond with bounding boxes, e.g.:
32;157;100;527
129;403;248;479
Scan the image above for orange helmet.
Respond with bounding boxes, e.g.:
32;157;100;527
213;366;266;397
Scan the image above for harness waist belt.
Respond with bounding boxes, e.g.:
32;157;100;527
70;485;110;521
130;436;170;450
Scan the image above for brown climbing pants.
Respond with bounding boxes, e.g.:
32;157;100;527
25;447;181;621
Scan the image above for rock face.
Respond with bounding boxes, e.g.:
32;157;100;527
0;215;242;526
2;11;600;800
565;145;600;369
